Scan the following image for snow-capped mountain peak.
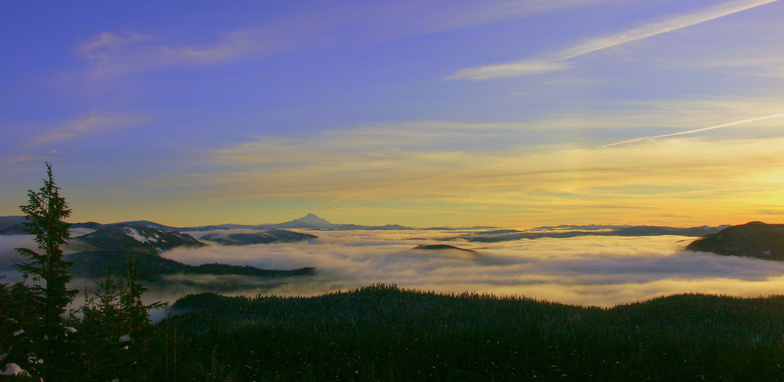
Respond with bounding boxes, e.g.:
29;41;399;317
291;213;333;228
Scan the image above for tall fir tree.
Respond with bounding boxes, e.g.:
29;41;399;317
14;162;77;379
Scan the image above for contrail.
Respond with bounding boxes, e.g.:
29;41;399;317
600;112;784;148
453;0;780;80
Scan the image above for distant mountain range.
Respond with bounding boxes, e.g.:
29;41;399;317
0;215;326;241
1;215;736;244
0;216;32;235
0;217;319;288
65;223;316;286
1;213;491;234
457;224;730;242
4;213;784;296
185;213;416;231
0;214;748;245
72;224;206;256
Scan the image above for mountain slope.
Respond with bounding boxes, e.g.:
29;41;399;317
199;229;317;245
686;221;784;261
1;218;318;289
65;224;318;290
108;220;177;231
265;213;415;230
266;213;334;229
71;224;206;256
412;244;477;253
68;250;315;287
289;213;333;228
0;216;30;235
460;225;725;242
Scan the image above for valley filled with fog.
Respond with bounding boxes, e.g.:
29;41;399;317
164;228;784;307
5;227;784;308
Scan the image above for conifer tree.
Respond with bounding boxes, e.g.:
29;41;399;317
14;162;77;378
0;276;16;372
119;259;165;333
78;261;166;380
79;273;126;379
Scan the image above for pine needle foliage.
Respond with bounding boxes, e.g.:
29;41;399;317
14;162;77;331
77;260;167;381
12;162;78;380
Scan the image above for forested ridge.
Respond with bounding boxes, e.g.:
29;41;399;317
159;284;784;381
68;249;315;282
7;282;784;381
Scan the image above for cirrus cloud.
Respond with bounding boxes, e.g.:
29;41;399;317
452;0;780;80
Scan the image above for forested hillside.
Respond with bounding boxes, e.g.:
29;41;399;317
161;284;784;381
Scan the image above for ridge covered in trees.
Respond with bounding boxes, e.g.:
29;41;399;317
5;280;784;380
163;285;784;381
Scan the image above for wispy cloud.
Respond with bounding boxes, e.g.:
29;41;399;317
181;119;784;228
0;155;37;168
0;112;148;171
600;112;784;148
360;0;612;37
76;1;610;80
78;29;284;80
452;0;780;80
31;111;149;147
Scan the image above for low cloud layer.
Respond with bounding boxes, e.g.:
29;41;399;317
165;230;784;307
5;230;784;307
0;235;34;274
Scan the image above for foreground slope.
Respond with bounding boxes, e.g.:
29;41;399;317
165;285;784;381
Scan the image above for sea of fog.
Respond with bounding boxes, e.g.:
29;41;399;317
165;229;784;307
5;229;784;308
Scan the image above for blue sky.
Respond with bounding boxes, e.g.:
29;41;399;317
2;0;784;227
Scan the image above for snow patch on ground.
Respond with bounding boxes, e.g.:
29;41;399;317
124;227;148;243
124;227;160;244
0;363;30;376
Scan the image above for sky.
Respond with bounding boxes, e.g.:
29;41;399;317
3;0;784;228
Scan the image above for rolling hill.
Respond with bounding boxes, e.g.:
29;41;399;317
686;221;784;261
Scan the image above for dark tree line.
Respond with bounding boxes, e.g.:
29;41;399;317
164;285;784;381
